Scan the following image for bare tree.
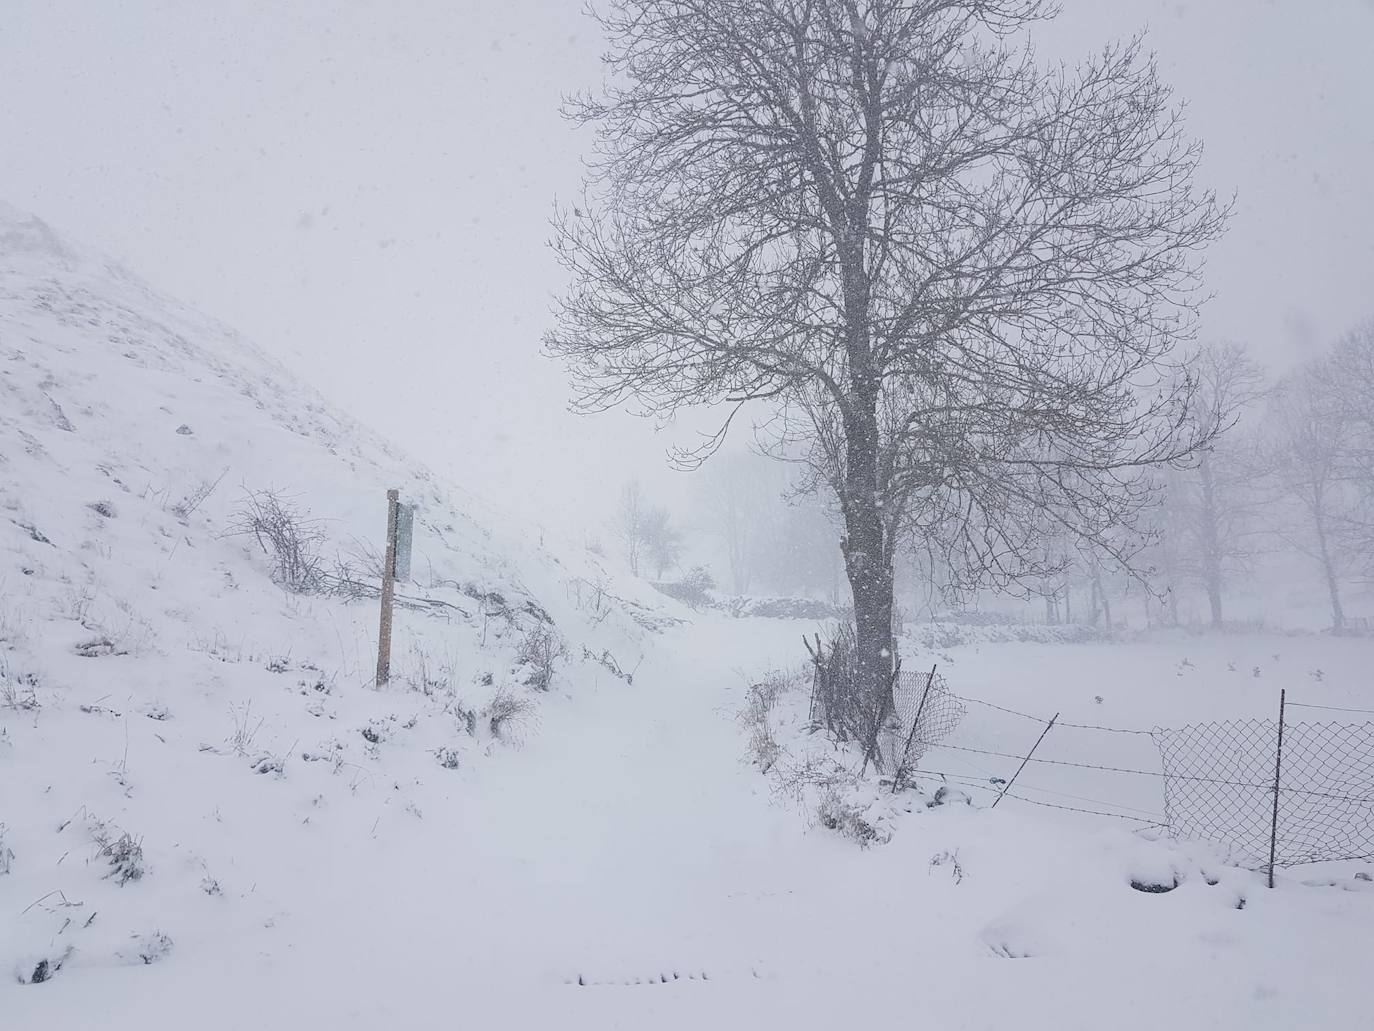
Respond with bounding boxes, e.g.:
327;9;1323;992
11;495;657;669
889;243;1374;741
613;478;648;575
642;505;685;578
1139;468;1187;625
548;0;1227;705
1168;342;1267;626
1266;361;1356;630
698;452;774;593
1328;319;1374;577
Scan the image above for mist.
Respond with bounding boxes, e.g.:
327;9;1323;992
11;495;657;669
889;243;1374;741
3;0;1371;539
3;2;1373;1025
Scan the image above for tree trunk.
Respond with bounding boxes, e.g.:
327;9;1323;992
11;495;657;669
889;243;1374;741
1313;505;1346;631
1199;458;1224;627
1205;578;1224;628
840;385;895;732
1089;568;1112;628
836;198;894;738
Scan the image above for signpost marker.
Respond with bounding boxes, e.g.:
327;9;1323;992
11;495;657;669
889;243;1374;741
394;501;414;583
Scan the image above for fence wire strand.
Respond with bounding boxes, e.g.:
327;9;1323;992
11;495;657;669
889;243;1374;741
808;647;1374;870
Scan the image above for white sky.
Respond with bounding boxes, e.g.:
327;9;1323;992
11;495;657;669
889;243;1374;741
3;0;1372;535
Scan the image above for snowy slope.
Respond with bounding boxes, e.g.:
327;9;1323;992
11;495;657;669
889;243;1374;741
0;200;670;986
3;201;1373;1030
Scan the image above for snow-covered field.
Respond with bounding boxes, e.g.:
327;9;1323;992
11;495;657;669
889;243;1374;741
4;205;1373;1029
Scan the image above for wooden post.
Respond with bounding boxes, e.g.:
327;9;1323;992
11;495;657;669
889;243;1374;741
375;489;399;688
1268;688;1287;889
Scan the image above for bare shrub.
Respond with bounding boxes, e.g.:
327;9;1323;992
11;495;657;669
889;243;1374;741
228;488;326;593
815;788;890;848
484;687;531;738
319;537;387;601
653;565;715;609
581;646;638;684
0;822;14;875
0;666;40;711
515;624;564;692
739;670;794;774
170;468;227;522
805;625;891;756
447;698;478;737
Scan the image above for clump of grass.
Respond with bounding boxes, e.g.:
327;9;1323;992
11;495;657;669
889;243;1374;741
738;669;795;774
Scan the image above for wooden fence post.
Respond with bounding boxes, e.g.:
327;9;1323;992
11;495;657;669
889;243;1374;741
375;489;399;688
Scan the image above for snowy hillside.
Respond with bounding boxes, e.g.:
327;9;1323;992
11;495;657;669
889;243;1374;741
3;201;1373;1030
0;201;669;988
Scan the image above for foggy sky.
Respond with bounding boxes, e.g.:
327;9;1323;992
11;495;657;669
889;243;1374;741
3;0;1372;537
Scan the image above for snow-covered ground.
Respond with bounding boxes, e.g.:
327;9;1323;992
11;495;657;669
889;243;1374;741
4;204;1373;1028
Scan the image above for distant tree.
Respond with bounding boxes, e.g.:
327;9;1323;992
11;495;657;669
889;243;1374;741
1266;361;1357;630
1328;320;1374;577
753;495;841;600
1169;343;1267;626
699;452;775;593
1139;473;1186;625
549;0;1227;712
643;505;685;578
613;479;648;574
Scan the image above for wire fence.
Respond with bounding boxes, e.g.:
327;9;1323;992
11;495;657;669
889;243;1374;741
810;652;1374;883
1153;710;1374;869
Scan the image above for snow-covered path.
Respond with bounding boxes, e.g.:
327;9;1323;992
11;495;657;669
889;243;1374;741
9;618;1371;1030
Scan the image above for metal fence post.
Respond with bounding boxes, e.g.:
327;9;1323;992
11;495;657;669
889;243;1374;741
992;712;1059;809
375;489;399;688
1268;688;1287;889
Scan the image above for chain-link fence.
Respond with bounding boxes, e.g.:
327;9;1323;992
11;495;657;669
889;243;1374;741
808;644;1374;882
887;666;965;788
1153;700;1374;870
